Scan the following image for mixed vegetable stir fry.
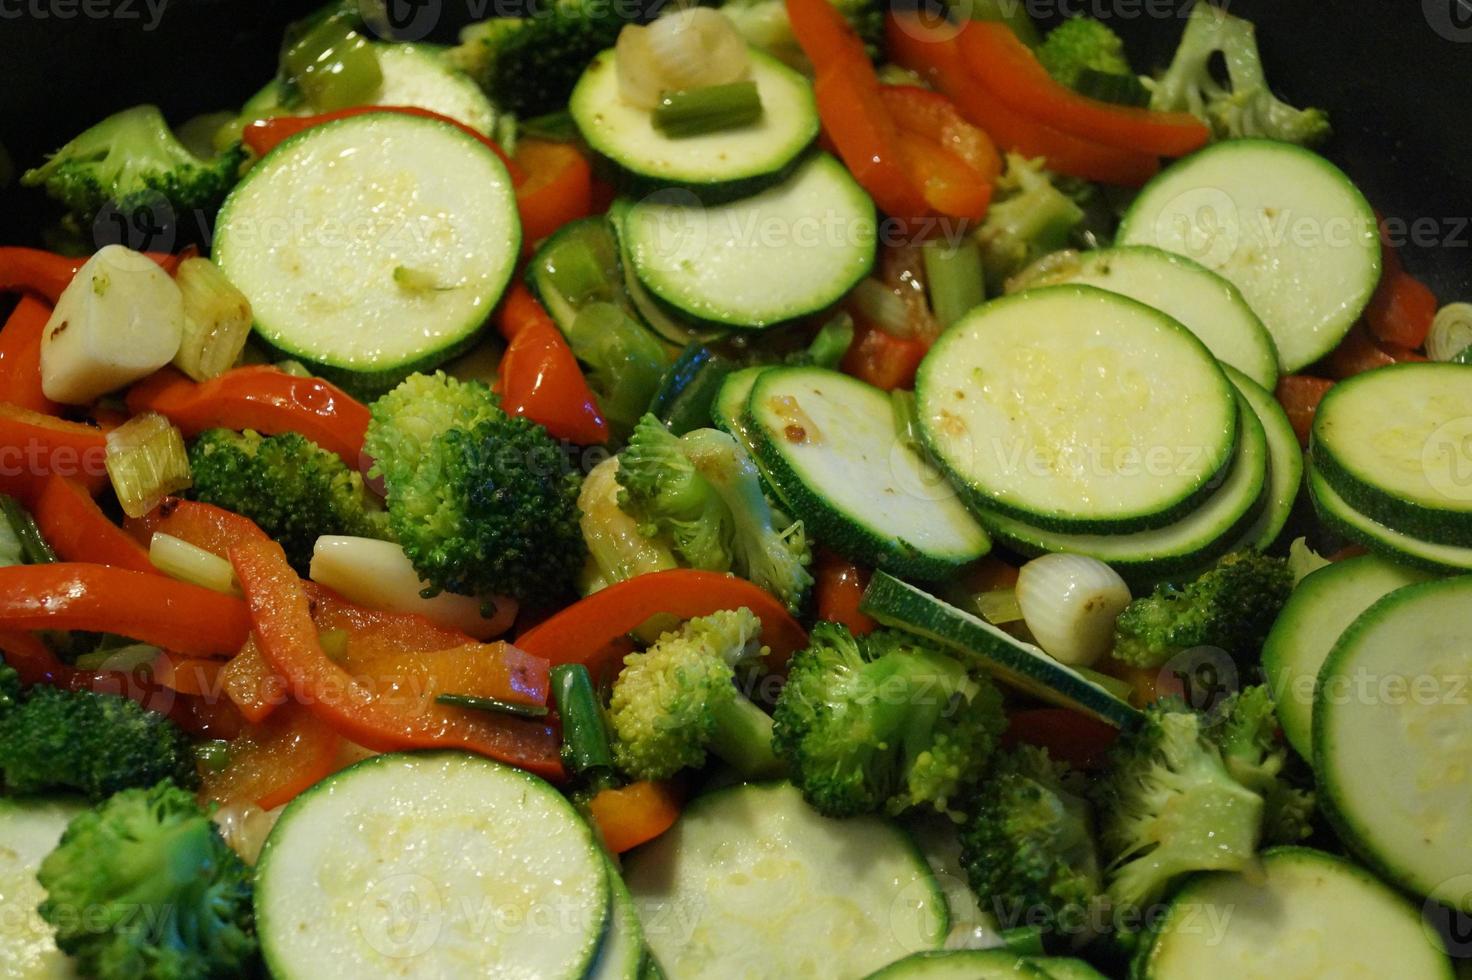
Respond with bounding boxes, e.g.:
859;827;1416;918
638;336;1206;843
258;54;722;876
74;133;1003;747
0;1;1468;978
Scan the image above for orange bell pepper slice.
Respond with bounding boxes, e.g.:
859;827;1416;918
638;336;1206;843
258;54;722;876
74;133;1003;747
201;701;345;811
229;538;563;779
588;780;683;853
153;651;227;698
33;475;156;573
0;403;109;504
881;84;1003;183
514;139;594;253
220;638;283;724
0;295;60;415
126;365;370;464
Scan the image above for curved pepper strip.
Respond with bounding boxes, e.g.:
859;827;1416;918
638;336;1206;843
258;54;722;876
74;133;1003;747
514;569;810;676
125;496;270;557
0;563;250;657
0;247;187;304
0;403;109;504
515;139;594;253
126;365;370;464
201;702;345;811
229;538;564;780
33;475;157;573
0;295;61;415
496;285;609;445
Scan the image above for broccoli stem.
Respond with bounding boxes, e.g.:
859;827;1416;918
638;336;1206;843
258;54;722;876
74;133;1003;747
708;694;784;779
551;663;616;781
922;238;986;329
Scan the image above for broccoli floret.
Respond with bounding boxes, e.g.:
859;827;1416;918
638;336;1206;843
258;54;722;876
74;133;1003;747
608;608;780;781
720;0;884;71
772;622;1006;818
449;0;641;117
1036;18;1131;88
958;746;1103;936
365;372;585;604
37;780;257;979
0;685;197;801
1111;551;1293;669
0;657;19;711
21;104;245;233
616;414;813;613
577;456;679;595
976;154;1085;293
1149;4;1330;146
1091;703;1263;924
1205;685;1315;845
189;428;391;575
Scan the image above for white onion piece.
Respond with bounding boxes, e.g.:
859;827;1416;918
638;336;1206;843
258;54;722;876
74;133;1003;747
645;8;750;91
615;24;665;109
1426;302;1472;362
1015;553;1131;668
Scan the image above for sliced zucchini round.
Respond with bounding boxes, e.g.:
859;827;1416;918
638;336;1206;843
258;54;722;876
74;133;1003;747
571;48;818;199
743;366;991;579
607;198;722;346
1312;362;1472;545
0;797;87;979
864;950;1047;979
619;153;876;330
969;385;1268;584
1118;139;1381;372
623;782;948;979
216;112;520;397
256;752;609;979
1019;245;1279;389
919;285;1239;534
1138;847;1452;979
1261;554;1429;759
1316;578;1472;911
1307;465;1472;573
242;42;498;134
588;858;646;980
1223;364;1302;551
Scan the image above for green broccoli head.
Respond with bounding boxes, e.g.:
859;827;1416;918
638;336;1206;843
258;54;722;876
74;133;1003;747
1091;702;1263;922
772;623;1006;819
1149;4;1330;146
976;154;1086;292
21;104;245;232
38;780;257;979
365;372;586;604
0;687;198;802
617;416;813;613
1111;551;1293;669
721;0;884;70
608;607;777;781
1205;685;1315;845
958;746;1103;937
189;428;392;574
1037;18;1131;88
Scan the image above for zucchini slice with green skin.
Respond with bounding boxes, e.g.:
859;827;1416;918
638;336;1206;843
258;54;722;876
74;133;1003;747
968;386;1268;585
1118;139;1381;372
0;797;87;979
607;199;722;347
620;153;876;331
588;858;645;980
864;950;1048;979
1019;245;1279;389
526;216;627;334
1261;555;1429;759
1315;577;1472;911
1028;958;1107;980
917;285;1239;534
216;112;520;398
624;782;948;979
255;752;609;979
571;48;818;199
1311;363;1472;545
743;366;991;579
1222;364;1302;551
859;571;1141;728
242;43;498;134
1307;465;1472;573
1137;847;1453;980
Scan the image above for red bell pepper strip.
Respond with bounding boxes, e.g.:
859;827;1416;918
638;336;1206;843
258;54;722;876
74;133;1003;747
33;475;156;573
1003;707;1120;770
220;638;283;724
957;22;1210;157
880;85;1004;184
588;781;683;853
841;318;928;391
126;366;370;464
1366;269;1437;350
515;139;594;253
496;285;609;445
0;564;250;657
229;538;563;779
1275;374;1336;447
813;66;931;220
886;16;1160;186
515;569;809;675
814;551;877;636
0;403;108;504
125;496;269;558
0;295;61;415
895;129;993;222
241;106;524;181
786;0;870;72
201;702;345;811
0;247;187;304
0;630;69;687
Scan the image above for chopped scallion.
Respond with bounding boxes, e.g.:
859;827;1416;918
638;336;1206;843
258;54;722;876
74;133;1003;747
653;81;763;139
104;412;191;519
